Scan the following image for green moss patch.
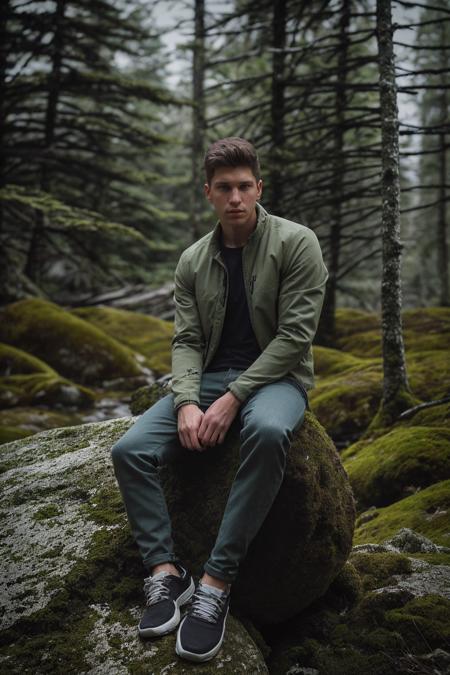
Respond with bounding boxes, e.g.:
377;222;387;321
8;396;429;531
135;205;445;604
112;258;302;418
353;480;450;547
268;544;450;675
0;406;84;436
309;363;383;439
0;426;33;445
334;308;380;341
407;350;450;401
313;346;366;377
342;426;450;509
399;401;450;429
72;306;173;375
403;307;450;334
349;551;412;592
0;298;144;384
0;373;95;409
0;343;56;377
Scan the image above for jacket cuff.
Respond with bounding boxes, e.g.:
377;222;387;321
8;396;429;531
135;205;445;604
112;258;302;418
226;382;247;403
174;398;200;412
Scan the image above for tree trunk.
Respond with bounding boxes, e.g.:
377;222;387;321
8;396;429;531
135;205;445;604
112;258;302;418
191;0;206;241
376;0;411;423
269;0;287;217
317;0;351;345
25;0;65;282
0;0;9;238
437;19;449;306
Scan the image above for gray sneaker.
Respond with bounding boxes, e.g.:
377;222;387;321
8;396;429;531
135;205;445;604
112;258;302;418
176;581;230;662
139;565;195;637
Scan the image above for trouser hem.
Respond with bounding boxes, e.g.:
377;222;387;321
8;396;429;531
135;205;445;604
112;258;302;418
143;552;179;572
203;561;236;583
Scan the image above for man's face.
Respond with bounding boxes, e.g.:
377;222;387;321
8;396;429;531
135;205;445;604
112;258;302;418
204;166;263;229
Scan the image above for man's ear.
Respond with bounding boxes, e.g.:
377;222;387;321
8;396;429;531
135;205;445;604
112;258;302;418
204;183;211;201
257;179;263;200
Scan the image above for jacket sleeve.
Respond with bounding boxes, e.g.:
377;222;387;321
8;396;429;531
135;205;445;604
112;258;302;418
171;251;205;410
227;229;328;403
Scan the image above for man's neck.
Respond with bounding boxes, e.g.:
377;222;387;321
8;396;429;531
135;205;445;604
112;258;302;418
220;208;258;248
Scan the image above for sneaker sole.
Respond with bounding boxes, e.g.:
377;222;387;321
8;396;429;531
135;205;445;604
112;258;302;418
175;606;229;662
138;577;195;638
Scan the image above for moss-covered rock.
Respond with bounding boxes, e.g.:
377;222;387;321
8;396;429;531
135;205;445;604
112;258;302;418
0;419;268;672
0;373;95;409
0;343;56;376
72;306;173;375
0;406;83;435
0;298;148;385
312;345;365;378
353;480;450;548
407;349;450;401
268;536;450;675
342;426;450;509
309;363;383;441
161;412;355;624
130;378;172;415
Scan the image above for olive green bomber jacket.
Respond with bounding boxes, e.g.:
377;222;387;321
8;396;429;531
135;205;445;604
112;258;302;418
171;203;328;410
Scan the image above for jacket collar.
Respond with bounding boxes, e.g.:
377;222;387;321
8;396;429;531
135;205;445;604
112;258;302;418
209;202;268;256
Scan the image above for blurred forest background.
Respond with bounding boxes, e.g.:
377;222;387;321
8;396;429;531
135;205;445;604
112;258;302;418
1;0;448;311
0;0;449;443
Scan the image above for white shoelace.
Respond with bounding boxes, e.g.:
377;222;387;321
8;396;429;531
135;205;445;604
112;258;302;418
143;572;171;606
191;585;227;623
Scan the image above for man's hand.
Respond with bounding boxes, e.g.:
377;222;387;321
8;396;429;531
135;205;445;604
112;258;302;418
198;391;241;447
177;404;205;451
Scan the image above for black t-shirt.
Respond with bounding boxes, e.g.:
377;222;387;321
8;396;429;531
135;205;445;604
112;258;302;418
205;243;261;372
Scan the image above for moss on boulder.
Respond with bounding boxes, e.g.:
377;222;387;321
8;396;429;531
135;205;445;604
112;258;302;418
0;373;95;409
353;480;450;548
0;419;268;672
72;306;173;375
0;298;147;385
0;343;56;376
342;426;450;509
161;412;355;624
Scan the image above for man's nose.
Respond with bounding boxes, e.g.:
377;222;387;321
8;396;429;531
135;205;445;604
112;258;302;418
229;188;241;204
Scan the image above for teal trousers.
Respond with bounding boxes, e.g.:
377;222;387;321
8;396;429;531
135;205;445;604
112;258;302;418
111;369;307;582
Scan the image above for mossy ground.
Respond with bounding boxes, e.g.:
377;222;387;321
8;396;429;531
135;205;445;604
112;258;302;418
353;480;450;548
342;426;450;509
72;306;173;375
0;298;144;384
268;548;450;675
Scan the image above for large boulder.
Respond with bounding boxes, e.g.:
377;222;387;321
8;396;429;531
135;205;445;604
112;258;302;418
0;419;268;673
161;412;356;624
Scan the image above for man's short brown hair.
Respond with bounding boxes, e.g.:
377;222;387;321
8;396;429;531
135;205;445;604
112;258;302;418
204;137;260;184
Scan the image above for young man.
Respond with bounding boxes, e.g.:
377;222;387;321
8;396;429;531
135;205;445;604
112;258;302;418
112;137;328;663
